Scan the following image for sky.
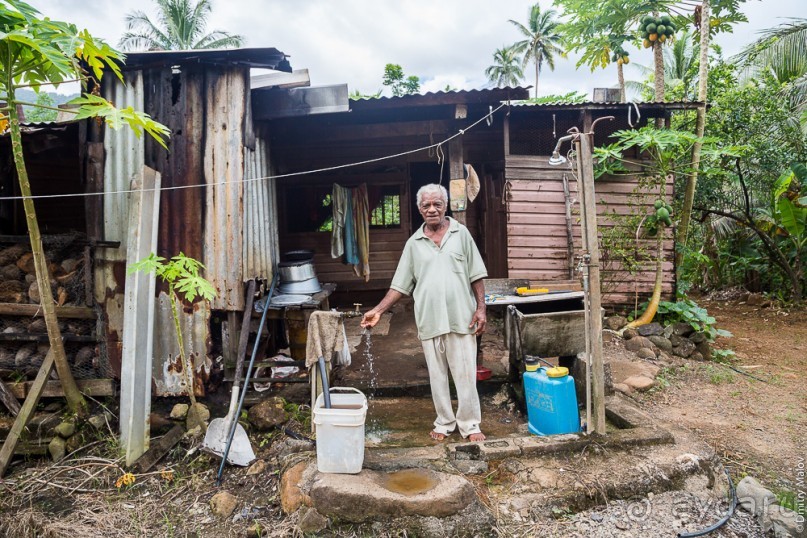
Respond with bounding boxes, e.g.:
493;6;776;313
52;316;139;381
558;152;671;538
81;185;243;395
36;0;802;98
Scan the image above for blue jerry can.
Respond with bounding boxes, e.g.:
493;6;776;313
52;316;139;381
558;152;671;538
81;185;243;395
523;358;580;436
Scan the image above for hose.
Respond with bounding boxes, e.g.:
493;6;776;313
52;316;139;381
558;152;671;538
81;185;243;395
677;468;737;537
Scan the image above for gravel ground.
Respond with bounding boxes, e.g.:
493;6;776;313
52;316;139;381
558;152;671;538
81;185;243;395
534;491;764;538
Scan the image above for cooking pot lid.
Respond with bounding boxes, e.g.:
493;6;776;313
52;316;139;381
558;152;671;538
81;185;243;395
278;259;315;268
281;250;314;262
270;294;313;306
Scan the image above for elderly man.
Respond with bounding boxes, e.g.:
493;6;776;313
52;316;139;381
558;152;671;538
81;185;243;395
361;183;487;442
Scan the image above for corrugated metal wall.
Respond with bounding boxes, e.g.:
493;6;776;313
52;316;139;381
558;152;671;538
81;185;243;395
96;73;145;374
243;135;278;281
505;155;674;307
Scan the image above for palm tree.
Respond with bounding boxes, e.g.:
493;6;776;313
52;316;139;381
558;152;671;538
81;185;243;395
485;46;525;88
736;18;807;124
509;4;564;98
627;28;699;100
119;0;244;51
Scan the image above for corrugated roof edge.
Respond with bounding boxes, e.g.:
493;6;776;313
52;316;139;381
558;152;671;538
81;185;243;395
117;47;292;72
349;86;531;109
510;100;703;110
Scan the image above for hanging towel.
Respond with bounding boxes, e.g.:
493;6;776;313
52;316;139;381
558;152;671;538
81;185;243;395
331;184;349;258
305;310;345;368
343;190;359;266
352;183;371;282
334;323;352;366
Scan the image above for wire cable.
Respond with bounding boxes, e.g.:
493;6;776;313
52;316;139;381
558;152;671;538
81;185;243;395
0;102;507;202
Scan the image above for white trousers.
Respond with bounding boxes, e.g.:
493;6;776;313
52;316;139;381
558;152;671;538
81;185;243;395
421;332;482;438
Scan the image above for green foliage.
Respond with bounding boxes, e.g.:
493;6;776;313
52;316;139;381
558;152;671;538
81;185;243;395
382;64;420;97
654;299;733;341
71;94;170;149
521;90;588;104
485;46;524;88
24;92;57;122
128;252;216;303
509;4;564;96
349;89;382;100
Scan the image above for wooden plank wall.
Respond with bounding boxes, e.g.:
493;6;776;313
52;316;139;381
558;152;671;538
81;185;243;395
505;155;674;308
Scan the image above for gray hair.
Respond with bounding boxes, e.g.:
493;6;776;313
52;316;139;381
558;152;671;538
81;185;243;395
416;184;448;207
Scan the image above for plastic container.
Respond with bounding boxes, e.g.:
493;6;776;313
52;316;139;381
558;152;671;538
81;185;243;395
523;359;580;436
312;387;367;473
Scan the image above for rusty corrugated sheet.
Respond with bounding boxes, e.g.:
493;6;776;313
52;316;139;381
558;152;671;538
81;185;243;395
243;135;278;281
203;68;247;310
152;292;212;397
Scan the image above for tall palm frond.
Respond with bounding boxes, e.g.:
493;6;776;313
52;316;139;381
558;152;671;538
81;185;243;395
509;4;564;97
119;0;244;51
485;46;524;88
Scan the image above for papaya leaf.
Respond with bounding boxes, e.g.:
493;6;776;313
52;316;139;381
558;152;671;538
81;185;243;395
777;197;805;237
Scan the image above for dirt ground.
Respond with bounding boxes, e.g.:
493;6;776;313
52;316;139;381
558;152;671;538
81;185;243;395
0;296;803;537
638;297;807;495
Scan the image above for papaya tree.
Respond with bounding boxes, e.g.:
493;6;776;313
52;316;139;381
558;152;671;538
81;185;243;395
0;1;169;413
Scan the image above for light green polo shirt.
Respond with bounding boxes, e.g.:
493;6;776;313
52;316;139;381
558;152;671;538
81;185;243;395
390;217;488;340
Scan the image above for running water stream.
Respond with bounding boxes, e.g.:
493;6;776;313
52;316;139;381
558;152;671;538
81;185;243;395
361;328;378;399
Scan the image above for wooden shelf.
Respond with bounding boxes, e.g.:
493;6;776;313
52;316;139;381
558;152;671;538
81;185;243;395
0;303;95;319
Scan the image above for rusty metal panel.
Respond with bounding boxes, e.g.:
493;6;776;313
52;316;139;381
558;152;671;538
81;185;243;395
152;292;211;397
203;68;247;311
243;135;277;282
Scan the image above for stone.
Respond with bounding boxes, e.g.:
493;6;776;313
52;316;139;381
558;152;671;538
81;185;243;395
247;459;268;476
53;420;76;438
170;403;189;420
648;335;673;353
669;334;685;347
637;322;664;337
672;339;696;358
309;468;475;522
281;461;313;514
623;328;639;340
602;330;617;343
613;383;632;395
453;459;488;475
48;436;66;461
636;348;656;360
248;396;290;431
746;293;766;306
737;476;777;521
696;341;712;361
298;507;328;534
87;414;108;430
769;505;805;538
65;433;84;454
604;316;627;331
670;322;695;337
186;402;210;431
209;491;238;519
689;332;708;344
689;351;704;362
622;375;655;392
625;336;653;352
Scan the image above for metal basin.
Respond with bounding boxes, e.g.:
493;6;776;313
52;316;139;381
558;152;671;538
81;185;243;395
279;260;316;282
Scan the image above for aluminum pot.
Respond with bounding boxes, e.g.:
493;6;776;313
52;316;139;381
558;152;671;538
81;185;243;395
278;260;316;282
281;250;314;263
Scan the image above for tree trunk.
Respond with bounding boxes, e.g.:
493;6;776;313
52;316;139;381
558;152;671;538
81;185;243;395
6;99;86;414
653;22;666;127
534;60;540;98
676;0;711;268
617;61;626;103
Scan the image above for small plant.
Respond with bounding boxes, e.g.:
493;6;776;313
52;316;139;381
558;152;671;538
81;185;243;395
647;298;733;342
704;365;734;385
128;253;216;405
711;349;736;363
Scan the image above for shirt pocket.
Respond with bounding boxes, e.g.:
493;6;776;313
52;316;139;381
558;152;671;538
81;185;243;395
449;252;466;273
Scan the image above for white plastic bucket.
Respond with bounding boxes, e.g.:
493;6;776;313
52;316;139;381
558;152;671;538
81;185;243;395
312;387;367;474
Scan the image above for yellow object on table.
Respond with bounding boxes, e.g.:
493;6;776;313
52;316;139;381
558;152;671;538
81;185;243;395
516;287;550;296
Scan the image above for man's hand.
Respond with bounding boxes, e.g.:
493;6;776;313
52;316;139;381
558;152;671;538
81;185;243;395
361;310;381;329
469;308;487;335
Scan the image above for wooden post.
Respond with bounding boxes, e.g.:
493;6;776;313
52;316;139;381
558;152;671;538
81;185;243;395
120;167;162;465
562;172;575;279
576;133;606;435
449;137;466;225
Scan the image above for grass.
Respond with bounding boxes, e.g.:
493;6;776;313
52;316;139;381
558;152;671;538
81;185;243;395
702;364;735;385
773;487;807;520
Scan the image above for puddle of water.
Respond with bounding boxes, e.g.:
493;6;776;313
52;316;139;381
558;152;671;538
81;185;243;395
381;469;439;496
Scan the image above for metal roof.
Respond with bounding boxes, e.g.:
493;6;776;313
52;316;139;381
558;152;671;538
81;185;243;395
349;87;531;110
510;100;703;110
120;47;292;71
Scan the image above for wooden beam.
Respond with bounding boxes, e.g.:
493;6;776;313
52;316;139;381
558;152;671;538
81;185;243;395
0;349;54;477
0;303;95;319
272;119;454;145
0;333;96;343
131;424;184;473
3;379;115;400
0;378;20;416
449;137;466;225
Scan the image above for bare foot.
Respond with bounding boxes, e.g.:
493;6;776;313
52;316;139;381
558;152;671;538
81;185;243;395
429;431;448;441
468;432;486;442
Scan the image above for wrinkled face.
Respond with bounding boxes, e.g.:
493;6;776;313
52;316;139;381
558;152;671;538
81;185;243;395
418;191;447;227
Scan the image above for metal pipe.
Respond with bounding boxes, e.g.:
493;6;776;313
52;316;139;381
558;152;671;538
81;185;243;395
548;133;579;165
